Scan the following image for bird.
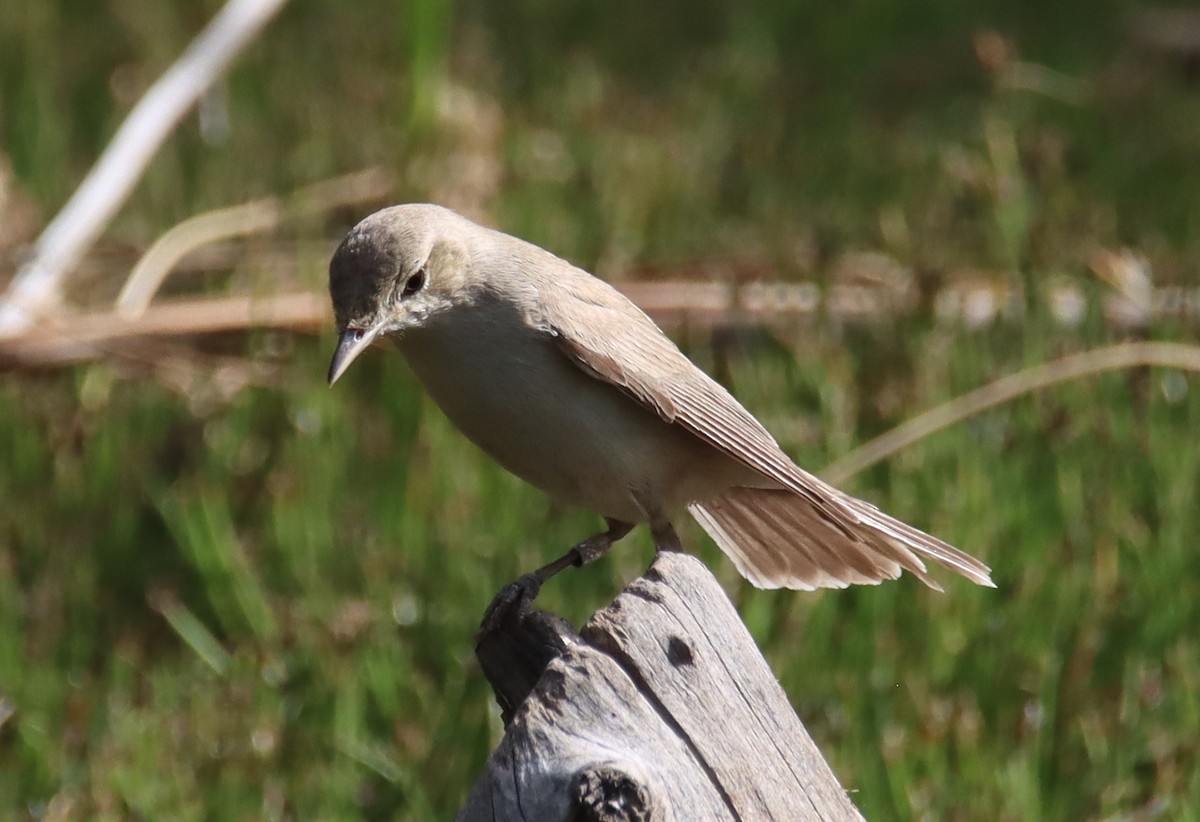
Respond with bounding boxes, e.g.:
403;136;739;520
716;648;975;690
326;204;993;599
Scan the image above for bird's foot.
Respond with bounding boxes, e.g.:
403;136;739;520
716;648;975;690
478;519;634;635
480;572;545;635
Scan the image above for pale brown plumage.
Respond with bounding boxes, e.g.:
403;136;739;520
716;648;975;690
531;251;991;590
328;203;994;592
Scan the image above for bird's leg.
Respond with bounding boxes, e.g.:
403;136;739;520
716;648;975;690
649;516;684;553
563;517;636;569
480;518;634;633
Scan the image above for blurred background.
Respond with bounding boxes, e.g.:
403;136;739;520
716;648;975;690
2;0;1199;818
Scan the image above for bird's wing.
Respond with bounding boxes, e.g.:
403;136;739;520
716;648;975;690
536;269;993;588
536;271;844;506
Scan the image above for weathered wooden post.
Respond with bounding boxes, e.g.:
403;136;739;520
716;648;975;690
458;551;865;821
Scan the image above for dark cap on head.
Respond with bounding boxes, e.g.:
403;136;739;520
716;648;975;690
326;204;472;385
328;219;404;332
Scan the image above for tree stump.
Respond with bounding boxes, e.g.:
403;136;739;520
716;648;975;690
457;551;864;821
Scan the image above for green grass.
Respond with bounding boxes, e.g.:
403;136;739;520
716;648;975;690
2;0;1199;819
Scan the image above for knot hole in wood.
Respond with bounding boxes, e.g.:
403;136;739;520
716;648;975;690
570;765;656;822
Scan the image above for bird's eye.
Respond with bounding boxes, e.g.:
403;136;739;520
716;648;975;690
401;267;426;299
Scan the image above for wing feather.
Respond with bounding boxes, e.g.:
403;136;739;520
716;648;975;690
532;262;993;588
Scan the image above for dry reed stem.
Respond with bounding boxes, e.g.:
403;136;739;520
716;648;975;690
821;341;1200;485
0;292;327;367
115;168;391;316
0;0;292;336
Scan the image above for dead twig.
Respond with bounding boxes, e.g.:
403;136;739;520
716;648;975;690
820;341;1200;485
116;168;392;316
0;0;292;337
0;292;327;368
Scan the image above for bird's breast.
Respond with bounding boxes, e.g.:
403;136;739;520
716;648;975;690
394;312;741;522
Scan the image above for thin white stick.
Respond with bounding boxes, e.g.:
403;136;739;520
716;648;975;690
0;0;291;337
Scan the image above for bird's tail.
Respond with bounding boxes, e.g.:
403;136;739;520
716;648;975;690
689;487;993;591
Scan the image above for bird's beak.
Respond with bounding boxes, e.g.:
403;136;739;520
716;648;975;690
327;323;384;386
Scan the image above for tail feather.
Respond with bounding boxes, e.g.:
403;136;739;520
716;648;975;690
690;487;993;591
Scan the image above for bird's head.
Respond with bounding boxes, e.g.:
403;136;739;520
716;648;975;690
326;204;472;385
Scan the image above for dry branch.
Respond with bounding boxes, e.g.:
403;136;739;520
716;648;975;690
0;0;292;336
462;551;864;821
0;292;326;368
116;168;391;316
821;341;1200;485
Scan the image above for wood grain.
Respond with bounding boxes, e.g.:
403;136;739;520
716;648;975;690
459;551;864;821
